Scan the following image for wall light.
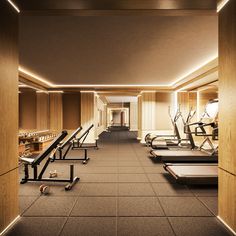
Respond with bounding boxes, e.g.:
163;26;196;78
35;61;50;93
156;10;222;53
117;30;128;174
217;0;230;12
7;0;20;13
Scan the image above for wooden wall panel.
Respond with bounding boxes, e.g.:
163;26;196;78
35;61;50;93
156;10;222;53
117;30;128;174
218;168;236;230
19;91;37;130
63;93;80;130
141;92;156;130
156;92;172;130
49;93;63;131
81;92;95;143
137;95;142;139
0;169;19;231
36;93;49;130
219;0;236;232
130;102;138;131
0;1;19;232
219;0;236;175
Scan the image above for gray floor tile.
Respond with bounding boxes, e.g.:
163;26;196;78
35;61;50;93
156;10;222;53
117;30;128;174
152;183;193;196
118;197;164;216
5;217;66;236
60;217;116;236
79;173;118;182
118;174;149;182
24;196;77;216
159;197;213;216
118;183;155;196
79;183;117;196
118;217;175;236
118;166;144;174
19;196;39;214
169;217;233;236
199;196;218;215
189;186;218;196
147;173;175;183
118;161;141;167
70;197;117;216
143;166;165;173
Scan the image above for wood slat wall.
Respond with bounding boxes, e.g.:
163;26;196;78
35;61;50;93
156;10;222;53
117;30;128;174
36;93;49;130
219;0;236;232
0;1;19;232
81;92;95;143
49;93;63;131
62;93;81;130
19;90;37;129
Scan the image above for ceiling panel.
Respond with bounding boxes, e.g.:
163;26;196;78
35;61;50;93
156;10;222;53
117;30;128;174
19;15;218;86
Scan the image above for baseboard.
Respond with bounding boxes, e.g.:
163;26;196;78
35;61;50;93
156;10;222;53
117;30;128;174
217;216;236;235
0;215;20;236
129;129;138;131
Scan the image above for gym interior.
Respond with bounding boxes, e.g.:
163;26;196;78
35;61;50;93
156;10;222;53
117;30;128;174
0;1;236;236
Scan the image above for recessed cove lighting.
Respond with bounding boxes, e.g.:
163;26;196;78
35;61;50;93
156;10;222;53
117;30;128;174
48;91;64;93
19;67;54;87
171;55;218;87
7;0;20;13
217;0;230;12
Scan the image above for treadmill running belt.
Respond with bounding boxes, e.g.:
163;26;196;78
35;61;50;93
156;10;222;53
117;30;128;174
164;164;218;185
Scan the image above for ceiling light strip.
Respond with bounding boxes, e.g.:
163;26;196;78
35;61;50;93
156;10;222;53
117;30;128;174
6;0;20;13
19;67;54;87
171;56;218;87
217;0;230;12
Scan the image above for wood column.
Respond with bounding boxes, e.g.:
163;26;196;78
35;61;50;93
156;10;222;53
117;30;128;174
140;92;157;142
36;92;49;130
80;92;96;143
219;0;236;232
137;95;142;140
0;1;19;232
130;102;138;131
49;93;63;131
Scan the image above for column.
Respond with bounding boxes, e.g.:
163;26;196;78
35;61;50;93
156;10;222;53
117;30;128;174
0;1;19;232
49;93;63;131
80;92;96;143
218;0;236;233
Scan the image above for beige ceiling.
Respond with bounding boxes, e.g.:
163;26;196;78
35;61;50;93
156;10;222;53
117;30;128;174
19;15;218;86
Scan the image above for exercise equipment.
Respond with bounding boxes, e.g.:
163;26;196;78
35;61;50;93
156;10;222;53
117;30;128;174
72;124;98;150
144;107;182;146
53;125;95;164
163;163;218;185
150;100;218;163
39;184;50;194
20;131;79;191
150;108;196;150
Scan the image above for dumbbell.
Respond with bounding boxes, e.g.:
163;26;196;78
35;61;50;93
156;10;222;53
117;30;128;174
39;184;50;195
49;170;58;178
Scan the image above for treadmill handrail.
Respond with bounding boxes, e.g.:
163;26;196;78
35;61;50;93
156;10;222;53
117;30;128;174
59;126;82;149
32;130;68;166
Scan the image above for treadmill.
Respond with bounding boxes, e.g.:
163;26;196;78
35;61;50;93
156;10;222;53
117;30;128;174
150;108;196;150
163;163;218;185
150;100;219;163
163;99;219;185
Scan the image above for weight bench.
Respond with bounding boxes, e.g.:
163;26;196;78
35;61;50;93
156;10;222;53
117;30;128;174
72;124;98;150
20;130;79;190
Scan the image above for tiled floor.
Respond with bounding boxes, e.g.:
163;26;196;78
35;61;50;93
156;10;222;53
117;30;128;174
6;130;233;236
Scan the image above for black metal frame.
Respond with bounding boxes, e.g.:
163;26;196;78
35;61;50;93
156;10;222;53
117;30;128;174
20;131;80;190
72;124;98;150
